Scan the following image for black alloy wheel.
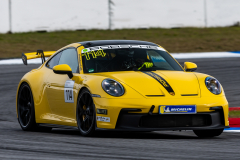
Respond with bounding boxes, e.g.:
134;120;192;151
17;83;51;132
193;129;224;138
77;88;95;136
18;83;35;130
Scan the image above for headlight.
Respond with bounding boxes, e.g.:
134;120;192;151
205;77;221;95
102;79;124;96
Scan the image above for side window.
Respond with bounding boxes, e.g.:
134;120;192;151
58;48;79;73
46;52;62;69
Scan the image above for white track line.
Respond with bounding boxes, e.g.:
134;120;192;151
224;130;240;132
1;52;240;65
173;52;240;59
0;58;43;65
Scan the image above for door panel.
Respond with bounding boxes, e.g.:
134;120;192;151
45;47;79;126
46;73;76;125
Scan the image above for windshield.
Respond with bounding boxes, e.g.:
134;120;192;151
82;45;183;73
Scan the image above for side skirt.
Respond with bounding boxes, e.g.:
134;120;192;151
38;123;78;130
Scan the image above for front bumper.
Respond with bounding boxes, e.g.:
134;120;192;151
109;109;228;131
94;96;229;130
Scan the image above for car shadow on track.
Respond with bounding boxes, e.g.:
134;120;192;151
49;129;220;139
93;131;201;139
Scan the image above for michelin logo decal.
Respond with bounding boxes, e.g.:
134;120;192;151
159;105;196;114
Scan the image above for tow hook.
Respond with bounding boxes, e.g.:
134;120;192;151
148;105;155;115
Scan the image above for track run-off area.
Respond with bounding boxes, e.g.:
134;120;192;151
0;57;240;159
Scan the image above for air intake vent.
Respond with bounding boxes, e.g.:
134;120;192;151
140;114;211;128
181;94;198;96
146;95;165;97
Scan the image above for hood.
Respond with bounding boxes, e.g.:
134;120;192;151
94;71;200;97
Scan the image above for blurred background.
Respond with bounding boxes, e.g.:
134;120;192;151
1;0;240;32
1;0;240;59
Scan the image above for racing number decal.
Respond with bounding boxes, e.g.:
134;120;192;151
65;89;73;102
82;49;106;60
64;80;75;103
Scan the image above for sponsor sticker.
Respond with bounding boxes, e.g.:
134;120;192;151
96;116;110;122
157;47;166;51
81;45;165;60
64;80;75;103
159;105;196;114
82;48;90;53
88;68;94;72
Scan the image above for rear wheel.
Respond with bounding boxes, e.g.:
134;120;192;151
17;83;52;132
76;88;95;136
193;129;224;138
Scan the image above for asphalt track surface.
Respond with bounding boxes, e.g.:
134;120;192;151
0;58;240;159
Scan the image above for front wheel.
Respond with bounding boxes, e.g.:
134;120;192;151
76;88;96;136
193;129;224;138
17;83;52;132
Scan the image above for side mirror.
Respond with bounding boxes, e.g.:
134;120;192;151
184;62;197;72
53;64;73;79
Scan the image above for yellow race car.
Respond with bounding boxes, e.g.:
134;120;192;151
16;40;229;137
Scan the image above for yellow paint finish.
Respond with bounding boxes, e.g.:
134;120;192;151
45;71;79;126
93;71;202;97
184;62;197;71
155;71;200;96
16;66;52;120
93;71;165;97
53;64;72;72
24;51;56;60
81;73;144;99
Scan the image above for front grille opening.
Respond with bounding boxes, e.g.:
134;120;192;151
139;114;212;128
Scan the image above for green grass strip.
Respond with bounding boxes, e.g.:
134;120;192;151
1;27;240;59
229;110;240;118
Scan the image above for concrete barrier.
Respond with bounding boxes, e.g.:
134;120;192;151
0;0;10;33
0;0;240;33
10;0;108;33
206;0;240;27
111;0;205;29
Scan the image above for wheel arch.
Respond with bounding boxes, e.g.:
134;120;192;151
75;86;95;118
77;86;91;98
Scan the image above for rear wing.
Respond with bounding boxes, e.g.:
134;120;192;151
22;50;56;65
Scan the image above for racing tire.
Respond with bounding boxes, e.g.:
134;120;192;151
17;83;52;132
193;129;224;138
76;88;96;136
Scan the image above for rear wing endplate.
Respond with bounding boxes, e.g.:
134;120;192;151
22;50;56;65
